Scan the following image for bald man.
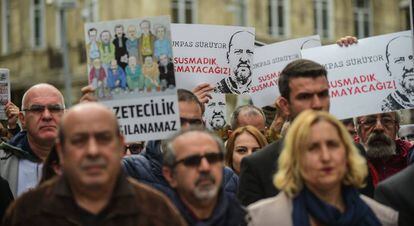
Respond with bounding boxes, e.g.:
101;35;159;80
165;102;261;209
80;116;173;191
381;35;414;111
3;102;185;226
0;83;65;197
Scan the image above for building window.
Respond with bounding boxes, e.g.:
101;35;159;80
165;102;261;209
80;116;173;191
82;0;99;22
235;0;247;26
171;0;197;23
314;0;333;39
31;0;45;48
353;0;372;38
268;0;289;37
2;0;11;54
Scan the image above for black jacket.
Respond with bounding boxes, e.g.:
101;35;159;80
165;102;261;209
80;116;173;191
375;164;414;226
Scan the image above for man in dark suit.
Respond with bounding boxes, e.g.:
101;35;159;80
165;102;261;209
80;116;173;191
238;59;331;206
375;164;414;226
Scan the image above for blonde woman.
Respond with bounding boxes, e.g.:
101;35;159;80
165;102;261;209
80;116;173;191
248;110;398;226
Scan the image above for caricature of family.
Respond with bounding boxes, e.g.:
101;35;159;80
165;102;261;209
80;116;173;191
86;20;175;99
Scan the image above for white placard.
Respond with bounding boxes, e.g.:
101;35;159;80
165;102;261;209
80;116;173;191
84;16;180;142
302;31;414;119
0;69;10;120
172;24;255;94
250;35;321;107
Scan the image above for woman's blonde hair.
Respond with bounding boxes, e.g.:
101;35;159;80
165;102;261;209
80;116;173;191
225;125;268;171
274;110;367;197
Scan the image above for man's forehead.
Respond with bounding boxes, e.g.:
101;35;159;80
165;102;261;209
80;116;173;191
25;89;62;104
362;112;395;119
289;76;328;92
174;132;218;153
63;109;116;132
179;101;202;118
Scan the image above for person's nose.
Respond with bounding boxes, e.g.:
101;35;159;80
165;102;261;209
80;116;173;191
41;108;53;120
198;156;211;172
320;145;331;162
86;137;99;156
239;51;249;62
311;95;323;110
372;118;385;133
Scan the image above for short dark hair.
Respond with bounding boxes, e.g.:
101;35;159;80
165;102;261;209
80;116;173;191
278;59;327;101
177;89;204;114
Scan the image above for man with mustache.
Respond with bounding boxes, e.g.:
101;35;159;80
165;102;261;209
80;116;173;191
162;128;246;225
214;30;254;94
0;83;65;198
381;35;414;111
356;112;413;187
3;102;186;226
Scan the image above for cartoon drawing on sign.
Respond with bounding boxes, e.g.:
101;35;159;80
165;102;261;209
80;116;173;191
381;35;414;111
205;100;226;130
107;59;127;92
126;25;139;59
125;56;142;91
89;58;107;98
99;30;115;67
86;28;100;65
142;56;160;91
113;24;128;69
139;20;156;61
158;53;175;90
154;25;172;60
214;30;254;94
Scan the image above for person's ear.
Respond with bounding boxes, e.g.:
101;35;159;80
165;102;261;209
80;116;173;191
18;112;26;129
162;166;177;188
227;129;233;138
277;97;291;118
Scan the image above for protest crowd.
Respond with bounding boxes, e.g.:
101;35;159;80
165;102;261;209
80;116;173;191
1;14;414;226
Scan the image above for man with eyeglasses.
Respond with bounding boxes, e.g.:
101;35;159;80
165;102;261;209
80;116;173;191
0;83;65;198
162;127;246;225
2;102;186;226
122;89;238;199
356;112;413;187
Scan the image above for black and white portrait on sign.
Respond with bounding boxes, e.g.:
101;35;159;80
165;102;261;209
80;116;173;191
204;94;227;130
214;30;255;94
381;35;414;111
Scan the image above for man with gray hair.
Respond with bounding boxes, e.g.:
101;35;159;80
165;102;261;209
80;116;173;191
230;104;266;134
0;83;65;198
356;112;413;186
162;127;246;225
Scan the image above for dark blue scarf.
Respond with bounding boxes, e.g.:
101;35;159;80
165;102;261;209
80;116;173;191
292;186;381;226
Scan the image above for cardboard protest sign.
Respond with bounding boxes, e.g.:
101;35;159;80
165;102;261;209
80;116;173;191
301;30;414;119
250;35;321;107
172;24;255;94
0;69;10;120
84;16;180;142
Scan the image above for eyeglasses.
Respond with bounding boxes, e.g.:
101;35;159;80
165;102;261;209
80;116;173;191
180;117;203;126
359;117;396;129
124;143;144;155
173;152;223;168
22;104;65;115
